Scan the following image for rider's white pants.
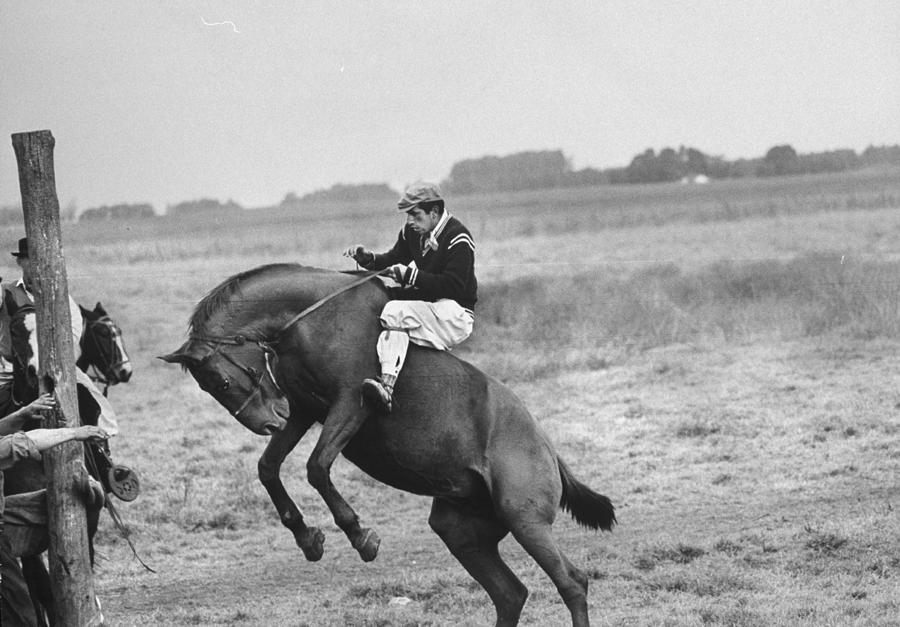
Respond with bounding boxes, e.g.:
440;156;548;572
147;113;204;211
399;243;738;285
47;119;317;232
376;299;474;377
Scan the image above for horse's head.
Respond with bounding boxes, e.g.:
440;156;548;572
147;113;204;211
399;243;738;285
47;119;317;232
78;302;133;385
9;308;40;404
160;336;290;436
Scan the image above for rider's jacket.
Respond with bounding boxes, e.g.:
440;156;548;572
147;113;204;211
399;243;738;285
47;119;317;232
362;213;477;312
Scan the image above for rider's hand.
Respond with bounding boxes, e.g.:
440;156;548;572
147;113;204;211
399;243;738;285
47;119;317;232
24;393;56;419
344;245;373;265
387;264;410;285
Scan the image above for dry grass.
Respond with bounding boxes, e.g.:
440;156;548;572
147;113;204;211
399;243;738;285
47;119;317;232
6;167;900;625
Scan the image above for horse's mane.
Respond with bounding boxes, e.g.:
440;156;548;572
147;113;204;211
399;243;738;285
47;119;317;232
189;263;311;332
189;262;390;335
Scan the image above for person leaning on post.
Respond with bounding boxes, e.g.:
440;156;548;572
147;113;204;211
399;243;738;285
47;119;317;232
0;393;109;627
1;237;133;495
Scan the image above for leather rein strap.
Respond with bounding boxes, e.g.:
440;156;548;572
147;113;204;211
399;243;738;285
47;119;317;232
277;269;384;337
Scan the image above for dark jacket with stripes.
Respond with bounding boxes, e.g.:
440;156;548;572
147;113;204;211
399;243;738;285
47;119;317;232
362;214;477;311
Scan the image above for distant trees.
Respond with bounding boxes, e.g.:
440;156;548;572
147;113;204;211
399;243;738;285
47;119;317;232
439;143;900;192
861;144;900;165
282;183;397;207
560;167;609;187
443;151;571;194
607;146;712;184
13;143;892;225
436;143;900;193
757;145;800;176
79;203;156;221
166;198;243;217
0;201;78;224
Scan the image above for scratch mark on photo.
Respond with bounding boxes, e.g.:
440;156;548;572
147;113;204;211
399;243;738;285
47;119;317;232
201;17;240;34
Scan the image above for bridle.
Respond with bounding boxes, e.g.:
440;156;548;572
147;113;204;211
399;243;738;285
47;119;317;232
188;334;283;418
189;269;384;417
81;315;131;392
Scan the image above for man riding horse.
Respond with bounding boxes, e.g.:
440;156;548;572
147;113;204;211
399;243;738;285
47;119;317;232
346;181;477;411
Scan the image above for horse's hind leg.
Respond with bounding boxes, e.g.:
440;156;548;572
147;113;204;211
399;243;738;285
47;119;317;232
429;498;528;627
258;414;325;561
512;524;590;627
508;501;589;627
492;456;589;627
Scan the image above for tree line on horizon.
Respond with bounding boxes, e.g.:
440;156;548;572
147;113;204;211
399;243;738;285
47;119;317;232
441;144;900;193
1;143;897;223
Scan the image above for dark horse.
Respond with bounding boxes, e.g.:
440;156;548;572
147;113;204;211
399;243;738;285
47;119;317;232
5;301;132;490
162;263;615;627
76;302;134;391
4;302;133;627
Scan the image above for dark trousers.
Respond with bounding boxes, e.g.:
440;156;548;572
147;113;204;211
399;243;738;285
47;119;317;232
1;531;39;627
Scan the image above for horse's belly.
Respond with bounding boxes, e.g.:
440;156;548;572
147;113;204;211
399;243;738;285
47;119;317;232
342;417;483;499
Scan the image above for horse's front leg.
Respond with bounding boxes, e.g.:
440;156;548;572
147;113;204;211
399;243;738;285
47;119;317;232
306;393;380;562
258;413;325;561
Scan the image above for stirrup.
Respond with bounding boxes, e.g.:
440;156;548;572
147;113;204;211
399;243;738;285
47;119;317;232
362;377;393;412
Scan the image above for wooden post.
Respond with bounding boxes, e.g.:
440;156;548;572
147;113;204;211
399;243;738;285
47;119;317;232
12;130;101;626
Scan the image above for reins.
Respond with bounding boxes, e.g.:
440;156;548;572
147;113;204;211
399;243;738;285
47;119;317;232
189;269;384;411
82;446;156;573
277;269;384;337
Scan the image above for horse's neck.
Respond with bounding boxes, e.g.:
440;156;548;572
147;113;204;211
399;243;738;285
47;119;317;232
214;271;383;340
209;275;339;338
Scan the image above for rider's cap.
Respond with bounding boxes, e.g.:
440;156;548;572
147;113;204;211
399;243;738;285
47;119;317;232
11;237;28;258
397;181;443;212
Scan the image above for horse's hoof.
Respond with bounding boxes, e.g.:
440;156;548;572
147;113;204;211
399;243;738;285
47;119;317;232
298;527;325;562
352;528;380;562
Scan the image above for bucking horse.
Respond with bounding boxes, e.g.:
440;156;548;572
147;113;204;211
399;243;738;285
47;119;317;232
161;263;615;627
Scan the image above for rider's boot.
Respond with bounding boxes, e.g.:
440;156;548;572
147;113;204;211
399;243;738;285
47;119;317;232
361;374;396;412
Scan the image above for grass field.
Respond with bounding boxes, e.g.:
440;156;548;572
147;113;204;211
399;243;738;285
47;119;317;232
4;166;900;625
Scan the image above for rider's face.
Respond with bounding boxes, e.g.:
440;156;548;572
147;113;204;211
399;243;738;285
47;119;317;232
405;207;440;234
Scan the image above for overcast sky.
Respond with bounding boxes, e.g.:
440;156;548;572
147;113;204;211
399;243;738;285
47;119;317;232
2;1;898;212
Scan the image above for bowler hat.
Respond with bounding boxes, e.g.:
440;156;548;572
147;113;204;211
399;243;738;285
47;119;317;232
397;181;443;212
11;237;28;258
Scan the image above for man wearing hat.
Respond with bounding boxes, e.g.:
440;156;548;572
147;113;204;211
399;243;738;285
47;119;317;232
346;181;477;412
4;238;84;346
1;238;128;486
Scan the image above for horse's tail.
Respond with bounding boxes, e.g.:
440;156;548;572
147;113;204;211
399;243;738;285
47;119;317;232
558;456;616;531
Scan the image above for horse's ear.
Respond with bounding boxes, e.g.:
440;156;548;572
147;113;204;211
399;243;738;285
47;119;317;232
95;302;107;315
158;351;191;365
158;341;201;366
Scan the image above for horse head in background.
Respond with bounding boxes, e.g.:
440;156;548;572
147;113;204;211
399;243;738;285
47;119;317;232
10;301;133;404
77;302;133;390
9;304;39;406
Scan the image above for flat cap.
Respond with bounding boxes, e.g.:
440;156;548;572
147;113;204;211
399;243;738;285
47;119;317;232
397;181;443;212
